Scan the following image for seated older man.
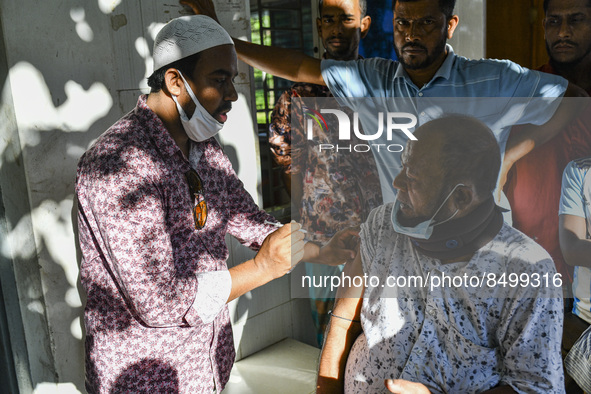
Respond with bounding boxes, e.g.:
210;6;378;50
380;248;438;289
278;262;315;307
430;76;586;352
317;116;564;394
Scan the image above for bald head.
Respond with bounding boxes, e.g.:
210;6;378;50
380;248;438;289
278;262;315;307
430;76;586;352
413;115;500;200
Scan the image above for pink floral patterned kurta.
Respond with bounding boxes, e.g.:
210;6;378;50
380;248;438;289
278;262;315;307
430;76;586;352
76;95;275;393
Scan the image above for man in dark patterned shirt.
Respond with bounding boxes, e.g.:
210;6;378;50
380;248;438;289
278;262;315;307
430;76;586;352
268;0;382;347
76;15;350;393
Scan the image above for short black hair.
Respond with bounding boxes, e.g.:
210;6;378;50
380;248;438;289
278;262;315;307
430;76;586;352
394;0;457;19
543;0;591;13
418;115;500;199
319;0;367;18
147;52;202;92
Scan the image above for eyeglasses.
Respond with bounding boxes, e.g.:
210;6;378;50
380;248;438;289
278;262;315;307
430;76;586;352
185;169;208;229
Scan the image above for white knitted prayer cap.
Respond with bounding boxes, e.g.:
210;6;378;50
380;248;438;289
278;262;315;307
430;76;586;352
153;15;233;71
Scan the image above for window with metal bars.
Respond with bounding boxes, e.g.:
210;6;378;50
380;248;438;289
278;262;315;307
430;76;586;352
250;0;315;221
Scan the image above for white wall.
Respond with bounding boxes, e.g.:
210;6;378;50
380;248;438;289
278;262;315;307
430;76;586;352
0;1;308;392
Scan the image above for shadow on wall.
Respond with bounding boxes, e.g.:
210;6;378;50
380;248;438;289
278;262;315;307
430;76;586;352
0;1;197;392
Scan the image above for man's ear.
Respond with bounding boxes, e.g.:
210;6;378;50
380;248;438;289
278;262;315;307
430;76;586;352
317;17;323;39
360;15;372;39
164;68;184;97
446;15;459;39
452;184;475;212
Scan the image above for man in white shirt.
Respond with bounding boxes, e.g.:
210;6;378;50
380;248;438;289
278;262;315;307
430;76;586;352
559;155;591;393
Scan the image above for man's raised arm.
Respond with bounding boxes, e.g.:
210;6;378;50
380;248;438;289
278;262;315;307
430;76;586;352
180;0;325;85
499;83;589;194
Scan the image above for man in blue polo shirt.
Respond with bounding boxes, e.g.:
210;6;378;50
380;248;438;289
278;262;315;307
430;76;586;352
183;0;586;203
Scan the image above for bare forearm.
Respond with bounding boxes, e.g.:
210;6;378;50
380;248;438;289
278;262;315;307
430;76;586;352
559;215;591;268
560;234;591;268
181;0;324;84
504;83;588;167
303;241;321;262
498;135;533;200
317;315;362;393
499;132;535;201
317;260;364;393
228;223;305;301
227;258;271;302
234;38;324;85
503;133;535;169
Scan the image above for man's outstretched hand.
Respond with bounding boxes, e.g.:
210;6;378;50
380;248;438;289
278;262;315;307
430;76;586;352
180;0;218;22
308;226;360;266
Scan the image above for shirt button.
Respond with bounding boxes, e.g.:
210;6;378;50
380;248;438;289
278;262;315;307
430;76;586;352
418;92;424;97
446;239;459;249
429;309;437;317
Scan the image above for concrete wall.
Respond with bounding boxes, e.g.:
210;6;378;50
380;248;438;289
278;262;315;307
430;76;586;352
0;1;308;392
0;0;486;392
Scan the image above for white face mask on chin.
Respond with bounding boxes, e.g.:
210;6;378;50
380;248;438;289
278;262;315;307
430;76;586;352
172;70;224;142
391;183;464;239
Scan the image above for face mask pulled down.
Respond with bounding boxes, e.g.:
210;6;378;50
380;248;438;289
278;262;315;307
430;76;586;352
172;70;224;142
391;183;464;239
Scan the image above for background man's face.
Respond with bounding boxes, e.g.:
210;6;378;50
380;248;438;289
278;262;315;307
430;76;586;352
544;0;591;66
393;0;449;70
393;137;451;227
185;45;238;124
317;0;368;60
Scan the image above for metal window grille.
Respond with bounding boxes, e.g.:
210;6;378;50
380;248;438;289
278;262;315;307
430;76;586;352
250;0;314;220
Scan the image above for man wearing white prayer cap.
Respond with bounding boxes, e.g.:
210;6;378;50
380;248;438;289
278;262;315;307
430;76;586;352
75;14;351;393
